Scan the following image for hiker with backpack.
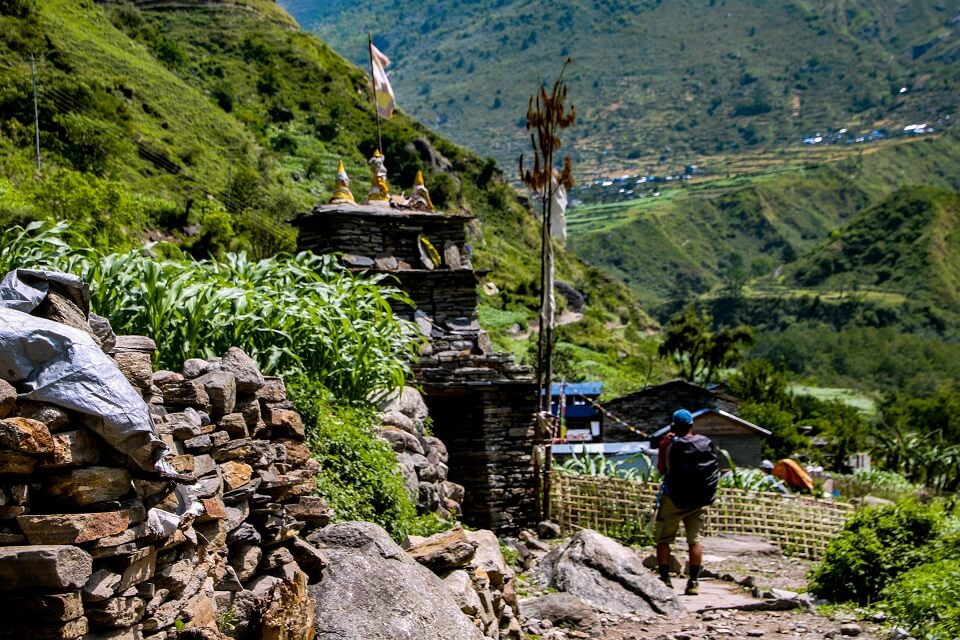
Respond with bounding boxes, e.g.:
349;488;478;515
654;408;720;595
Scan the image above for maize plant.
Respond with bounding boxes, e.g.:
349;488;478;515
1;222;423;401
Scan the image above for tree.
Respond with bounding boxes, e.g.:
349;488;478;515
658;305;753;385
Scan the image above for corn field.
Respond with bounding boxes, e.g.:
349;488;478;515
1;221;422;400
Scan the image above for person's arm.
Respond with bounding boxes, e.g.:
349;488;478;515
657;433;674;475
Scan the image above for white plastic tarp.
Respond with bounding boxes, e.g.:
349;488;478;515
0;268;200;529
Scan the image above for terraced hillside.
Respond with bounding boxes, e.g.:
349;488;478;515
567;131;960;308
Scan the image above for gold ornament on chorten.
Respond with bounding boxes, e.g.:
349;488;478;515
408;170;434;211
329;160;356;204
366;149;390;205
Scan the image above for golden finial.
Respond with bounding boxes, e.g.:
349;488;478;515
410;170;434;211
329;159;356;204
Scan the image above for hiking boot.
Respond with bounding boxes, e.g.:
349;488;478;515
659;575;674;589
684;579;699;595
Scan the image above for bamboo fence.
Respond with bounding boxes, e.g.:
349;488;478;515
551;474;857;560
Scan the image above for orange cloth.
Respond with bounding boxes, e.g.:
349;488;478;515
773;459;814;492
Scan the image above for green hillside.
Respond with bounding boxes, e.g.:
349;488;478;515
567;131;960;307
283;0;960;177
785;185;960;309
0;0;662;390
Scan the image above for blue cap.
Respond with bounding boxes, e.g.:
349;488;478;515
672;409;693;427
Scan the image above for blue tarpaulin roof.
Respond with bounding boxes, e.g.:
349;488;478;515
545;381;603;396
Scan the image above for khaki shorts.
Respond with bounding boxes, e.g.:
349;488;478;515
654;494;706;545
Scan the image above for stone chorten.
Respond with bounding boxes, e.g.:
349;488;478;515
366;149;390;205
329;159;356;205
293;190;537;534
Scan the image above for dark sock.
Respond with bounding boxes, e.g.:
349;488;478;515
689;564;701;581
659;564;670;580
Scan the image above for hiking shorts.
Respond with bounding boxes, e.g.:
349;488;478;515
654;495;706;545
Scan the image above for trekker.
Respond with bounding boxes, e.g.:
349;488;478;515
654;408;720;595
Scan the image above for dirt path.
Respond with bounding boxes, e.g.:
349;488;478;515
600;548;884;640
519;536;888;640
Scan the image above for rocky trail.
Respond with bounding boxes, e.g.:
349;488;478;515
513;533;892;640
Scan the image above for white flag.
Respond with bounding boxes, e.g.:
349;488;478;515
549;171;568;242
370;43;396;119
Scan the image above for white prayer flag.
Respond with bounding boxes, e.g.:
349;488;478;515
550;171;569;242
370;43;396;119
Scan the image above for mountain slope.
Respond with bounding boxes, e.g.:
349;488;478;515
785;185;960;309
0;0;661;390
282;0;960;177
567;131;960;307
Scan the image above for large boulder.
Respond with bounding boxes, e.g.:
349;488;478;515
535;529;683;616
306;522;485;640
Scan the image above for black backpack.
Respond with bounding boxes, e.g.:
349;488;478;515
666;434;720;509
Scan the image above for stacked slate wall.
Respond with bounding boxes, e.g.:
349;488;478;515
0;337;327;640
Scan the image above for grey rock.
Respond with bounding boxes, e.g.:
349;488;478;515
464;529;513;588
197;371;236;415
537;521;562;539
536;529;683;616
396;453;420;501
86;596;145;628
840;623;863;637
375;386;429;421
85;568;122;601
382;411;417;434
248;574;284;596
0;380;16;419
88;313;117;352
424;437;448;463
229;544;262;583
216;565;244;593
0;545;91;591
443;569;482;615
219;348;264;394
10;400;69;430
442;481;465;504
182;358;209;379
519;593;603;636
308;521;485;640
379;427;424;454
418;481;441;512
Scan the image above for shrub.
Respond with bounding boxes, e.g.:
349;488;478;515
809;502;943;604
0;0;35;18
830;469;919;503
882;559;960;640
287;377;416;539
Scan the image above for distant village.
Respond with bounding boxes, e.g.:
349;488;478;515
573;116;947;207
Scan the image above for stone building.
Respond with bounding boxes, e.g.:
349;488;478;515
602;379;740;442
294;203;538;534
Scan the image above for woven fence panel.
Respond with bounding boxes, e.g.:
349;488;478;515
551;474;857;560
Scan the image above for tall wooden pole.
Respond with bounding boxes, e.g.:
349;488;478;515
521;59;574;523
30;53;41;174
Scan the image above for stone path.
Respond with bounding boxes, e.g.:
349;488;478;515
673;579;766;613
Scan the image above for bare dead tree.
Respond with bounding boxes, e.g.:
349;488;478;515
519;57;575;520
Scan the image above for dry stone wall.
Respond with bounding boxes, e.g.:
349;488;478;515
0;334;329;640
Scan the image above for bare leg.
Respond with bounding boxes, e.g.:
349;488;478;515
689;542;702;568
657;542;671;565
